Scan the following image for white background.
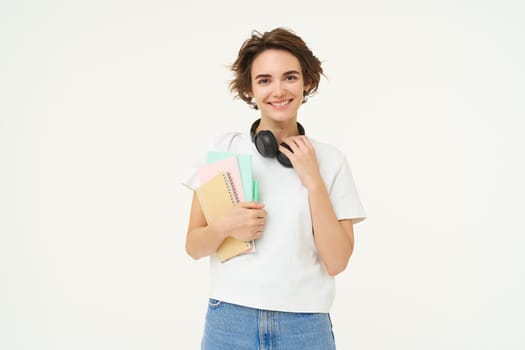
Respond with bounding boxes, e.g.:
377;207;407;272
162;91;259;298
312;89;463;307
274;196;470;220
1;0;524;349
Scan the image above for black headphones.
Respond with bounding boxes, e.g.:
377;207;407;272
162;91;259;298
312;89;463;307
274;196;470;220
250;119;305;168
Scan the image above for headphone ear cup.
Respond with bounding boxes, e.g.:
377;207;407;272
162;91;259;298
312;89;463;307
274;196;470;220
250;118;304;168
276;143;294;168
255;130;278;158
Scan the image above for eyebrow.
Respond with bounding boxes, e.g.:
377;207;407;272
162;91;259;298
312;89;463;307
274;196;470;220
254;70;301;80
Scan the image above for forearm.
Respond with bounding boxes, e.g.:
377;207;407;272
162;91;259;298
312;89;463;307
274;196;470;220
185;223;225;260
185;193;266;260
308;180;354;276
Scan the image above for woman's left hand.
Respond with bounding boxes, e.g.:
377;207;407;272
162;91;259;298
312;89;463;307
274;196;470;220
279;135;323;189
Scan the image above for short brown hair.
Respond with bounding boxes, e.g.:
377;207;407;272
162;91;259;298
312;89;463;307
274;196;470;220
229;28;323;108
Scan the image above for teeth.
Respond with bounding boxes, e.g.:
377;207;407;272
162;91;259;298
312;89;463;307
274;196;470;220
271;100;290;106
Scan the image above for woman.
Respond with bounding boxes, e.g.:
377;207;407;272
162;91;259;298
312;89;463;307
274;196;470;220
183;27;366;349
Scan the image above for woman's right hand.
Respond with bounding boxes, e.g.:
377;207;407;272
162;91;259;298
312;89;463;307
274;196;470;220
211;202;266;241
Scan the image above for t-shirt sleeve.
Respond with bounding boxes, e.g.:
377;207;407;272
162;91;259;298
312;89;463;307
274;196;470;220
180;132;238;191
181;152;207;191
328;156;366;223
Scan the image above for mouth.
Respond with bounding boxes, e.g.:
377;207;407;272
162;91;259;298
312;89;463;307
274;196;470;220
268;99;293;109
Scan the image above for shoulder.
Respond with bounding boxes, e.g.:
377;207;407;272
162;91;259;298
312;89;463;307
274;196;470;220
310;138;355;181
209;131;244;150
209;131;251;152
310;138;347;165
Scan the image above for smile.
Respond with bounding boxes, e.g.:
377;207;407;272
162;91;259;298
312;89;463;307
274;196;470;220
268;99;292;107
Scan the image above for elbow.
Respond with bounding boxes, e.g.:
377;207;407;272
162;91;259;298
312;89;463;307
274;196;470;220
186;251;200;261
326;261;348;277
185;241;202;261
324;250;353;277
185;248;198;261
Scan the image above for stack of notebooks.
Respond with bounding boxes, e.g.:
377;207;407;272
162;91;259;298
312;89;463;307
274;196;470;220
195;151;258;262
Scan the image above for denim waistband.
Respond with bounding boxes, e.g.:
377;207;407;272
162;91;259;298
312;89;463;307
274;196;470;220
202;299;336;350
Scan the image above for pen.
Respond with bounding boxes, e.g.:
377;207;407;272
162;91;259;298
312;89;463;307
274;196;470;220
253;180;259;202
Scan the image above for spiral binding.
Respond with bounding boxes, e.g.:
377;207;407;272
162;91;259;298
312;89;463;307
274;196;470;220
223;172;240;204
224;171;255;253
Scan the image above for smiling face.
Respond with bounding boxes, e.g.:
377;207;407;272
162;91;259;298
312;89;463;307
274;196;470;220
249;49;310;124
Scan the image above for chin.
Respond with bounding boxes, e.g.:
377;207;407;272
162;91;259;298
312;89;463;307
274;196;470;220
262;104;302;122
262;111;298;123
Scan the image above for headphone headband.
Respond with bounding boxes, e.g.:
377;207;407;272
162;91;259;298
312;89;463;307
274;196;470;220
250;119;305;141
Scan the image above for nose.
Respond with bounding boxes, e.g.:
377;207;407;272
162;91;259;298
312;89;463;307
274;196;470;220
272;81;285;98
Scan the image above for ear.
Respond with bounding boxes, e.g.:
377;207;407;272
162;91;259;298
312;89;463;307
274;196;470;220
303;81;312;92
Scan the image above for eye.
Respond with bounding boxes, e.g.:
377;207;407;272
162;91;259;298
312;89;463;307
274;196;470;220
286;75;298;81
257;78;270;85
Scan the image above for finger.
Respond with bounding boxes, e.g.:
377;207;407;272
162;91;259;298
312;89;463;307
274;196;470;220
295;135;311;149
249;214;266;225
250;225;265;236
299;136;315;152
292;137;311;155
283;136;301;150
293;136;315;154
279;144;294;158
249;217;264;228
237;202;265;209
251;231;262;240
246;224;264;239
286;136;314;157
254;224;265;234
248;215;265;224
250;209;266;218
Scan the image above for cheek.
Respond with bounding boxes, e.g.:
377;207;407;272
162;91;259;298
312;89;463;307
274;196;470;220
253;87;270;100
295;82;307;94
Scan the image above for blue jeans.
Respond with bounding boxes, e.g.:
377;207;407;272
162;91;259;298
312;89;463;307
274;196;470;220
202;299;336;350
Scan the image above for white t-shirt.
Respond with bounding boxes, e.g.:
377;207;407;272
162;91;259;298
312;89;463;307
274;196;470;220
183;131;366;313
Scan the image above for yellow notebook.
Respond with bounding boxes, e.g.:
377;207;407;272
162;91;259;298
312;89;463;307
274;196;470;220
195;172;252;262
